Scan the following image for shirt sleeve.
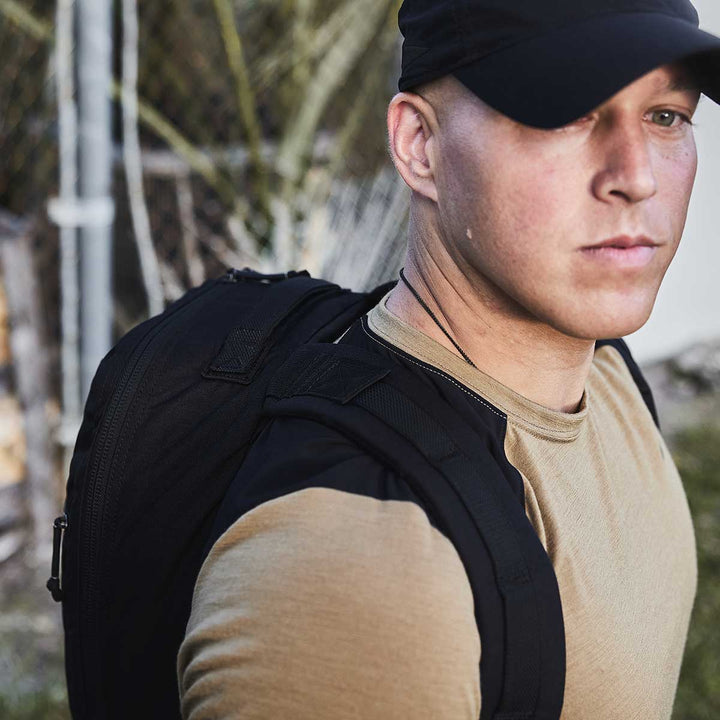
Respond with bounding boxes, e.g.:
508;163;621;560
177;485;481;720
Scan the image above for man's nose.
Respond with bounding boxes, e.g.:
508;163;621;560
591;120;658;204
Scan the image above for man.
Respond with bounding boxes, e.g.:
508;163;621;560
177;1;720;718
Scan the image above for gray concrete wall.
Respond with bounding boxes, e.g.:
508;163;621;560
627;0;720;363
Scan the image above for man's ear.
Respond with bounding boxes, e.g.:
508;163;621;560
387;92;439;203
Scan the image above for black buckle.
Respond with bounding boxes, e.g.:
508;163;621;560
46;513;68;602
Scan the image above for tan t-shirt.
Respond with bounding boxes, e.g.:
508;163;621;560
178;299;697;720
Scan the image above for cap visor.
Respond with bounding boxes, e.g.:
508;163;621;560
454;12;720;128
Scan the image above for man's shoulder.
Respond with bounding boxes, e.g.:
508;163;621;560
180;484;481;719
183;345;485;719
209;412;437;553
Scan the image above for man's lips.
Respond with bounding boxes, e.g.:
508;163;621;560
580;235;660;269
583;235;659;250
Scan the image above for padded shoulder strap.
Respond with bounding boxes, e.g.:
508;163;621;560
266;343;565;720
596;338;660;429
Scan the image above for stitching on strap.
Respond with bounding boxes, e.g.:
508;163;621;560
359;318;506;421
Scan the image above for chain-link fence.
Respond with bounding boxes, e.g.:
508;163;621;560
1;0;57;216
3;0;408;318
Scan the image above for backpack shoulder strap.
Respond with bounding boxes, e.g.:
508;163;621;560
265;343;565;720
596;338;660;429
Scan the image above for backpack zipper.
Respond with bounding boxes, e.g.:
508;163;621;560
47;278;229;605
80;280;219;614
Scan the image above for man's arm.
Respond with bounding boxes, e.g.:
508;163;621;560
177;482;481;719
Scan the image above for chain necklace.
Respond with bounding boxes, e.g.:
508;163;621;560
398;268;477;369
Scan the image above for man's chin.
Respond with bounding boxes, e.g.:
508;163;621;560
555;301;656;341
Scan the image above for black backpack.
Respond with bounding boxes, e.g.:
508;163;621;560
47;268;657;720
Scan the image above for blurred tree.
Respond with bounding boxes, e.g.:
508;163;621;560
130;0;404;261
0;0;57;215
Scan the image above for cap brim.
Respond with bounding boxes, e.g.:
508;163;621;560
453;12;720;129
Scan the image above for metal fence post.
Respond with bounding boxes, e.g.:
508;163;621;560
77;0;115;402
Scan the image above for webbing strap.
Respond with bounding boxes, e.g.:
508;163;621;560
206;276;334;382
269;344;391;404
353;382;544;720
267;345;566;720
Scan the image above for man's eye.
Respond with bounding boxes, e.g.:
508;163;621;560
650;110;682;127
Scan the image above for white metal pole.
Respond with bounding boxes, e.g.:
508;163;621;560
77;0;115;402
54;0;82;478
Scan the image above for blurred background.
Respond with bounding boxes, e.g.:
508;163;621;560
0;0;718;717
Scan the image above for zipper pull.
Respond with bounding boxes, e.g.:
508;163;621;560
46;513;68;602
223;268;246;282
223;268;311;283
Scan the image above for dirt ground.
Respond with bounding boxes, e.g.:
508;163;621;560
0;551;68;719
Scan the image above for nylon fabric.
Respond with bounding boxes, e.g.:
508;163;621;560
266;345;566;719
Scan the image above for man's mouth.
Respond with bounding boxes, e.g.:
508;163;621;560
585;235;659;250
580;236;660;268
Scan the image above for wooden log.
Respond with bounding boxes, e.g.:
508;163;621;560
0;210;57;565
0;249;26;566
0;396;26;488
0;481;26;564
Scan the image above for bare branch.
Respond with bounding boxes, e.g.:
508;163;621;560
0;0;52;40
212;0;272;236
131;97;221;192
255;1;357;91
122;0;165;317
310;3;400;204
276;0;392;193
290;0;313;90
158;260;186;302
199;230;250;271
175;173;205;287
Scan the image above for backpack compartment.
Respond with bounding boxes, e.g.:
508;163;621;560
57;270;386;719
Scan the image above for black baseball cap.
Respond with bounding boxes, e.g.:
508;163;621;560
398;0;720;128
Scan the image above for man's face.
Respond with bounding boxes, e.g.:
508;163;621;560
430;64;701;340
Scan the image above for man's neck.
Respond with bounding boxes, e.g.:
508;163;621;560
386;258;596;414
